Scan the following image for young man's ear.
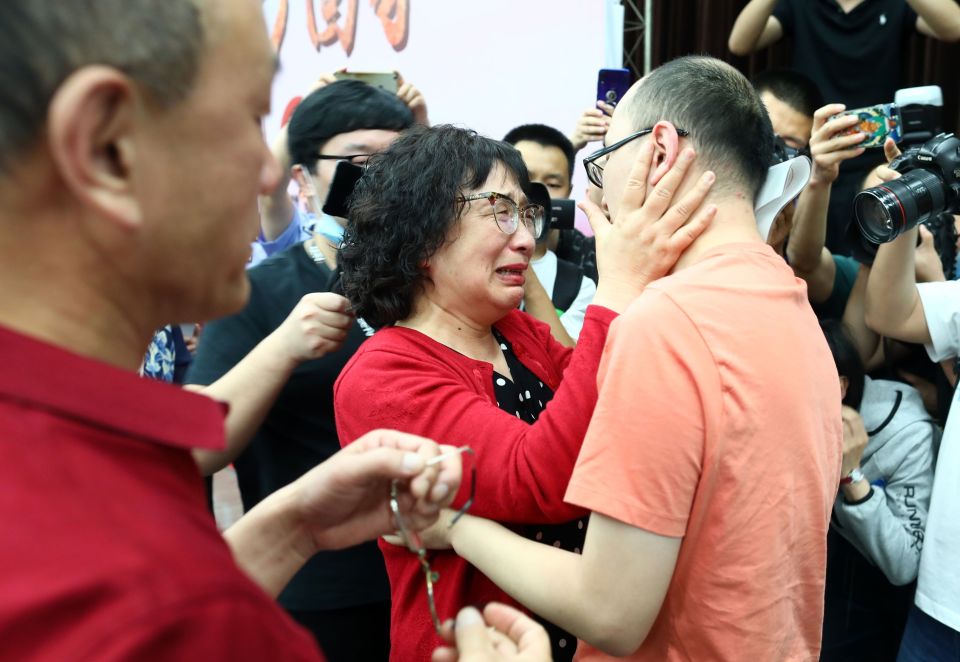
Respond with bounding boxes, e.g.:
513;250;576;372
839;376;850;400
648;121;683;187
291;164;314;194
46;66;141;229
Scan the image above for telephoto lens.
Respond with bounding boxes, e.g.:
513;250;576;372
854;170;945;243
854;133;960;244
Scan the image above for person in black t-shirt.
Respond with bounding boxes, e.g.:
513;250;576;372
729;0;960;255
186;243;389;662
730;0;960;108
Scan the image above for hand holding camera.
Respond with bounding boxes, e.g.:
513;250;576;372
808;104;866;187
856;132;960;244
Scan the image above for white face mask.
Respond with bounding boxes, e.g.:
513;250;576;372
299;166;346;244
755;156;811;241
299;166;327;218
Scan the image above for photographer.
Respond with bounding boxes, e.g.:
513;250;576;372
787;105;865;311
729;1;960;106
253;75;424;267
753;69;821;151
864;142;960;660
751;71;883;368
505;124;597;344
729;0;960;256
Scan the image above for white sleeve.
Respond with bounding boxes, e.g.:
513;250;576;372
917;281;960;361
559;274;597;341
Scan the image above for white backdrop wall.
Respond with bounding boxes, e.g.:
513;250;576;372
262;0;621;233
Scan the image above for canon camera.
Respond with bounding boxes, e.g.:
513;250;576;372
855;133;960;244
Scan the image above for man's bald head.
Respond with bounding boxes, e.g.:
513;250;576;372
0;1;205;174
622;56;775;200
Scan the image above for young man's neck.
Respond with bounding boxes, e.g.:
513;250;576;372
670;197;765;273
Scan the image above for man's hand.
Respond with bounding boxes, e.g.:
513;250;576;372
570;101;615;151
581;141;716;310
808;104;866;187
864;138;904;189
269;292;354;366
293;430;462;552
224;430;461;598
396;72;429;125
307;69;428;125
432;604;552;662
309;71;340;93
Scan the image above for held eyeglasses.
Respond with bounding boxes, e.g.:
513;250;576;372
389;446;476;635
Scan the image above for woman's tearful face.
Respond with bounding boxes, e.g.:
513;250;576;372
424;164;536;325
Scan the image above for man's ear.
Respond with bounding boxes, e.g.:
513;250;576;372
839;375;849;400
648;120;682;186
291;164;315;195
46;66;141;230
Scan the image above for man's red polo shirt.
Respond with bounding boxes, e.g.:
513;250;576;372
0;325;323;660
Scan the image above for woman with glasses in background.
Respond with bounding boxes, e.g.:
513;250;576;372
333;124;701;661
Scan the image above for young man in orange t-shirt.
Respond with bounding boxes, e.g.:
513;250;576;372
418;55;843;661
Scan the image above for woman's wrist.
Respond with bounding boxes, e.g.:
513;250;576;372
592;279;645;314
449;513;476;555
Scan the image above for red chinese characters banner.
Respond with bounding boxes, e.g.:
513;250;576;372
263;0;610;225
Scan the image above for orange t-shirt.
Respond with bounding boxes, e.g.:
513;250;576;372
566;243;842;662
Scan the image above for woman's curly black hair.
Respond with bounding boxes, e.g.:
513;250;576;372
340;124;532;328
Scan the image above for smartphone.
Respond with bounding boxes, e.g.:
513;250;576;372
597;68;632;107
333;70;399;94
834;103;902;148
322;161;364;218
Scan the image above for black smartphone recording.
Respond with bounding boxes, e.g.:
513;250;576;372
322;161;364;219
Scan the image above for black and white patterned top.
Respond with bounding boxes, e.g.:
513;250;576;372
491;329;588;662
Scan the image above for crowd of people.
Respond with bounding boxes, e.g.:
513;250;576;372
4;0;960;660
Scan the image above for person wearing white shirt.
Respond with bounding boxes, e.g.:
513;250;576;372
865;217;960;660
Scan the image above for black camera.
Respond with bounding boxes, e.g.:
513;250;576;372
527;183;576;239
854;132;960;244
770;135;807;166
549;198;576;230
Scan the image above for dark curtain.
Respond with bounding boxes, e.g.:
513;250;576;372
626;1;960;132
